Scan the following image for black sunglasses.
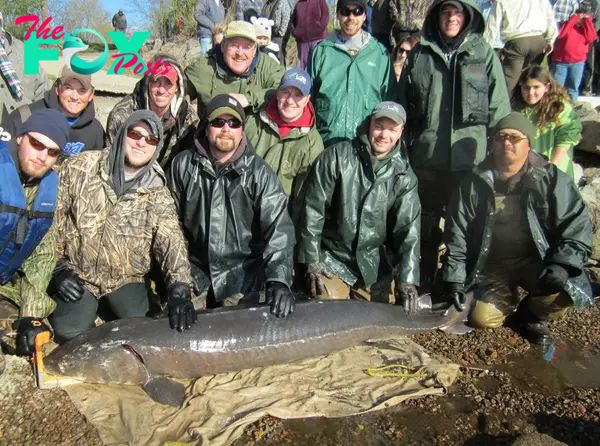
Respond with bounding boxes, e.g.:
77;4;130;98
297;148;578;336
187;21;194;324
209;117;242;129
339;6;365;16
127;129;160;146
26;134;61;157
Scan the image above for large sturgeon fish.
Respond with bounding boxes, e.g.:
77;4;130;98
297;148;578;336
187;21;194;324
44;296;472;395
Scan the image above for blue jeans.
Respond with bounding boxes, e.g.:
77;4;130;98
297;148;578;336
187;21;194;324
200;36;212;55
553;61;585;101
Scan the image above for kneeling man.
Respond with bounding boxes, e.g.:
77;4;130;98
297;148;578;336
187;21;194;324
439;113;593;345
298;102;421;311
50;110;195;342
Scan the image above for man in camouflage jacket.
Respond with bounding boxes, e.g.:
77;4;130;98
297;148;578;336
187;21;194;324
106;54;198;170
49;111;195;342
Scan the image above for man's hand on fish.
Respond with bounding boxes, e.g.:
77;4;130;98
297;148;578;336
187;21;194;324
166;283;197;332
305;263;333;296
442;281;467;312
395;282;419;314
49;260;86;302
266;281;295;318
12;317;51;356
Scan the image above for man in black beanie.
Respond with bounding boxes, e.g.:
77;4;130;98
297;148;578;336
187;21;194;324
0;108;69;356
438;112;593;346
307;0;394;147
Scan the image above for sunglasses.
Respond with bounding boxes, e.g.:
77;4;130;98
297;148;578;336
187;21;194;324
209;117;242;129
396;47;410;55
339;6;365;16
127;129;160;146
26;134;61;157
493;133;527;145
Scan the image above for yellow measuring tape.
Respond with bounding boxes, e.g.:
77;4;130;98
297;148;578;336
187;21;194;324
365;364;428;379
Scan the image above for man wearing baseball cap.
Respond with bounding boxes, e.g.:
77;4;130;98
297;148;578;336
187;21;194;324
167;94;296;318
298;101;421;312
245;68;324;217
307;0;394;148
398;0;510;288
185;20;285;120
0;109;70;356
3;64;104;156
439;112;593;345
106;53;198;169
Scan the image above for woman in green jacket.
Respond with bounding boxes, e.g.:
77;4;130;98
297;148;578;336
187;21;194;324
511;65;582;181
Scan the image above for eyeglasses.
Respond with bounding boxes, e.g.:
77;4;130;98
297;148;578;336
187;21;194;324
127;129;160;146
396;47;410;55
26;134;61;157
339;6;365;16
209;117;242;129
493;133;527;145
226;42;255;53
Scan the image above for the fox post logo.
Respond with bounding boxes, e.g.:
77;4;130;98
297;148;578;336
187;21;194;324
17;15;169;76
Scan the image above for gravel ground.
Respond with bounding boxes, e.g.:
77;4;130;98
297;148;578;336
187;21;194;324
1;301;598;445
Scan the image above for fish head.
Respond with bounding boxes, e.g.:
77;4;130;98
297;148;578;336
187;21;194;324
44;323;149;385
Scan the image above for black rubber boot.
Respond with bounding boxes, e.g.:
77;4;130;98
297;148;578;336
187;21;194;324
522;318;553;346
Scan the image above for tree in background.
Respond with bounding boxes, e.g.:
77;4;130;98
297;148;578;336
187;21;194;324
0;0;44;37
47;0;112;42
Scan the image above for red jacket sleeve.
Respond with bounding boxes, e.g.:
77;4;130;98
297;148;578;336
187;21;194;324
558;15;578;39
583;17;597;44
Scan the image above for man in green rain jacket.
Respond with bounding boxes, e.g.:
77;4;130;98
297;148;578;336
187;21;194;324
307;0;394;147
398;0;510;286
298;102;421;313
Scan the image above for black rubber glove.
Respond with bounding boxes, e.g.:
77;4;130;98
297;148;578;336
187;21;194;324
444;282;466;312
305;263;333;296
49;261;85;303
266;281;295;318
11;317;51;357
537;264;569;295
166;283;197;332
395;282;419;314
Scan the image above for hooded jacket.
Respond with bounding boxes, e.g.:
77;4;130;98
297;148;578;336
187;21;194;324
398;0;510;172
298;124;421;287
55;111;192;297
3;88;105;155
440;152;593;309
184;46;286;120
166;130;295;302
308;31;394;147
106;56;198;169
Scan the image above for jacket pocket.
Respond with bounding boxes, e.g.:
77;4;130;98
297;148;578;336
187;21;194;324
460;60;489;125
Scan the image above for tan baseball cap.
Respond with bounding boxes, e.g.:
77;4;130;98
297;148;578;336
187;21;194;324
224;21;257;43
59;65;93;91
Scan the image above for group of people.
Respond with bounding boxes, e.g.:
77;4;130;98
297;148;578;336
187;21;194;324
0;0;595;359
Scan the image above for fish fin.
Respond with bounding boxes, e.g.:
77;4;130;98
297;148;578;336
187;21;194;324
143;377;187;407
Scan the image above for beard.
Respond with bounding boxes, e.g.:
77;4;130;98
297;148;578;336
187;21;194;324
213;133;237;153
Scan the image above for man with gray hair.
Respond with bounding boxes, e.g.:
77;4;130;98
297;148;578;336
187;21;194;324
298;102;421;311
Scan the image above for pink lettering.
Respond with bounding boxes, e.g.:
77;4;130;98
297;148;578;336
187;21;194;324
112;53;139;73
16;15;64;40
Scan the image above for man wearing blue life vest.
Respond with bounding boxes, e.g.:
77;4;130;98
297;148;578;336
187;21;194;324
0;109;70;356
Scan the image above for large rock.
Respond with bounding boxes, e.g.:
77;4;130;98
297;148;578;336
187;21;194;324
580;174;600;260
574;102;600;156
140;38;202;68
